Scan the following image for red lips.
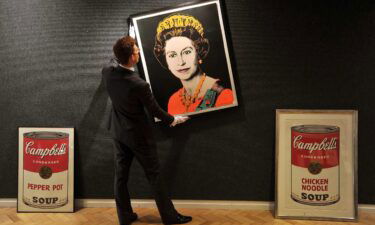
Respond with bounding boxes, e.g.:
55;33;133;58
177;68;190;73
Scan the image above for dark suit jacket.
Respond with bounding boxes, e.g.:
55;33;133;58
102;63;174;148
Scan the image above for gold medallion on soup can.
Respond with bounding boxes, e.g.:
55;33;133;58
291;125;340;206
23;132;69;209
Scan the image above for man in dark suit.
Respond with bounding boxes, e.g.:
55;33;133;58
102;36;192;225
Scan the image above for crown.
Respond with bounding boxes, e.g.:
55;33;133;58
156;14;204;37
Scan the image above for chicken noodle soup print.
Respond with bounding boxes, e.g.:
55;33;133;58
291;125;340;206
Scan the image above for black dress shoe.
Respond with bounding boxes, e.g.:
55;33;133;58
164;213;192;224
121;212;138;225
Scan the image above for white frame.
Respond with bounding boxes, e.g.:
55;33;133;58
130;0;238;117
275;109;358;221
18;127;74;212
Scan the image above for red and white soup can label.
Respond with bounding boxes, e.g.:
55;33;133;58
291;125;340;206
23;132;69;209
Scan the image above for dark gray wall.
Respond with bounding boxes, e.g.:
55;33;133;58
1;0;374;204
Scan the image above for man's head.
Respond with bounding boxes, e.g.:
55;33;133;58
113;36;140;66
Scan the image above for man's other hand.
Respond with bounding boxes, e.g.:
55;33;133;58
170;116;189;127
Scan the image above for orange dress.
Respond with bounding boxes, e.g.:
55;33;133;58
167;85;234;115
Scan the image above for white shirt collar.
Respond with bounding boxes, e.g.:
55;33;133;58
119;64;135;71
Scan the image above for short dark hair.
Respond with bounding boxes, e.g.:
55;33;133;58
113;36;136;65
154;27;209;69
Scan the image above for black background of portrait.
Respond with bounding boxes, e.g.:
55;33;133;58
1;0;375;205
134;3;233;111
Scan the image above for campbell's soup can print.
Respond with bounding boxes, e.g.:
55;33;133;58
23;132;69;209
291;125;340;206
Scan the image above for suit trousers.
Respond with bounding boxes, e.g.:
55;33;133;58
112;138;178;224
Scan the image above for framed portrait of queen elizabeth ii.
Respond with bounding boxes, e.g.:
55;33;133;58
129;0;238;118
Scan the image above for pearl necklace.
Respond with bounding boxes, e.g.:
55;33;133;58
180;73;206;112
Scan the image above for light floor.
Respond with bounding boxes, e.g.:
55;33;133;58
0;207;374;224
